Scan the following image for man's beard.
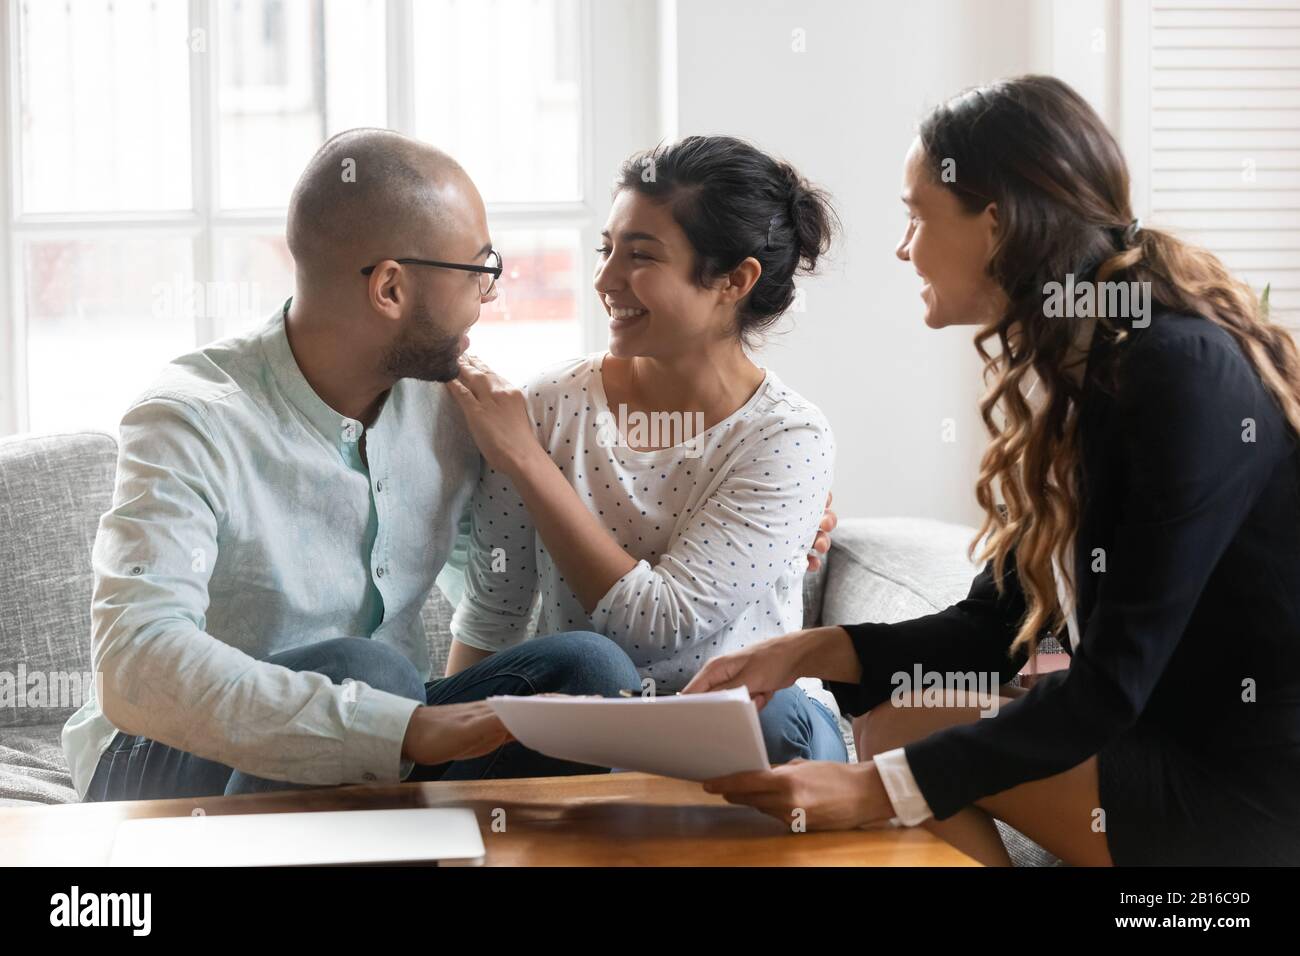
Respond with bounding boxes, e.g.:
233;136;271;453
382;302;464;383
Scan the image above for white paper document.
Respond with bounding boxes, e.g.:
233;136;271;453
108;807;486;867
487;687;770;781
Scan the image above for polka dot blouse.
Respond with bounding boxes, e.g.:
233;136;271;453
449;353;837;697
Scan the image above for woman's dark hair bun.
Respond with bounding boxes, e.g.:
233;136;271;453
779;161;835;273
615;136;838;344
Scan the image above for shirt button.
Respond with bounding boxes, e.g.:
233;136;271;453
130;565;143;575
376;567;385;578
362;772;376;782
375;480;384;493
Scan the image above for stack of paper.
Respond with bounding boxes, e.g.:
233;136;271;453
488;687;770;780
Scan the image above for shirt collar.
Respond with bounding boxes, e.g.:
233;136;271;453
260;297;368;453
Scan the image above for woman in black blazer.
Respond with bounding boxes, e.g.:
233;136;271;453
684;75;1300;866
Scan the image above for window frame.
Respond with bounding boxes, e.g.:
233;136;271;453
0;0;662;436
1116;0;1153;223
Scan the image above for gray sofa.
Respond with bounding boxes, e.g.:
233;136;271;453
0;430;1057;865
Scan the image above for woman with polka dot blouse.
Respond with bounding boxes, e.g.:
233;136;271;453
445;136;847;764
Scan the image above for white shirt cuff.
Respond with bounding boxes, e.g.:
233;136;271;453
341;685;422;785
872;746;935;826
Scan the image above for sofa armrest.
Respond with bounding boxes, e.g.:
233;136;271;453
819;517;981;628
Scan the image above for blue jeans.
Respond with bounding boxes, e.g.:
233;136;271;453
85;630;640;802
758;686;849;765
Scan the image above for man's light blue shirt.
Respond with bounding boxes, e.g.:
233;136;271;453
61;301;478;798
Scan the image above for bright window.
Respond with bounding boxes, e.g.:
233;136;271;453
1;0;649;436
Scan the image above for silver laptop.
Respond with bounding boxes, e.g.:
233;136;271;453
108;807;486;866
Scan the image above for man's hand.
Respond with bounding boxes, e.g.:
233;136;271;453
702;759;894;831
807;491;837;572
401;702;514;767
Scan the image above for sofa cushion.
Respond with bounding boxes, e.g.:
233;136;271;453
0;431;117;729
821;516;981;627
0;720;77;806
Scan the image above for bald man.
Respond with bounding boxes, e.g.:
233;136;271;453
63;129;640;802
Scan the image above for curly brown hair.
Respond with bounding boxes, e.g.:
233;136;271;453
918;75;1300;656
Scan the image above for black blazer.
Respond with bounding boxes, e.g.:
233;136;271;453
828;310;1300;824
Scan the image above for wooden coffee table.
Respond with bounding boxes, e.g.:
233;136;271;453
0;771;978;866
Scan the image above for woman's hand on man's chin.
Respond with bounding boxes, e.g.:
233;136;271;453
444;353;545;476
702;759;896;830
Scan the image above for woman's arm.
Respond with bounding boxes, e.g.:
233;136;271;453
683;569;1028;710
682;624;862;710
529;415;834;659
903;328;1287;821
824;552;1033;716
447;456;542;659
498;440;637;611
446;357;636;609
447;356;836;657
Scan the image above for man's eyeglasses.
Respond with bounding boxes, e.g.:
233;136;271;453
360;250;503;297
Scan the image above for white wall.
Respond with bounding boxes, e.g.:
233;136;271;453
668;0;1053;525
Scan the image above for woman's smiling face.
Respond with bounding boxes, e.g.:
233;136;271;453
896;137;1004;329
594;189;736;358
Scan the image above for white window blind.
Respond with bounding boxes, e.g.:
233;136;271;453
1145;0;1300;328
